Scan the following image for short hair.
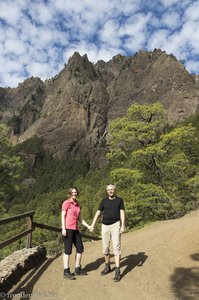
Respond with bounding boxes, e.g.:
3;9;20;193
106;184;116;190
68;187;79;197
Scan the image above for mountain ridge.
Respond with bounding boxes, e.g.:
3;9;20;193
0;49;199;166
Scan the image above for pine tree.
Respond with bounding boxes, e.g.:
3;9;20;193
107;103;199;226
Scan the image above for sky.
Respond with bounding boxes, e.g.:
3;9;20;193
1;0;199;87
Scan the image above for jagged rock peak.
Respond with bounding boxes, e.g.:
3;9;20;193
0;49;199;166
68;51;89;62
16;77;44;90
65;52;98;81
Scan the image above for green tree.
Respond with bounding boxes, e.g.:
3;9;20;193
107;102;165;166
0;124;23;204
107;103;199;226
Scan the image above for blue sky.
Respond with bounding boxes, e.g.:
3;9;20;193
1;0;199;87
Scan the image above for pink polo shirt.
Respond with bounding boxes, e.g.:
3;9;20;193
62;198;81;230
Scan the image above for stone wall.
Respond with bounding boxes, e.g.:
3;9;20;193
0;246;46;293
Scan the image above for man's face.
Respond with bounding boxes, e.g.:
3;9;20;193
107;187;116;197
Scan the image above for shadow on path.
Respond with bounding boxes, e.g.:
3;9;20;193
171;253;199;300
4;253;61;300
120;252;148;278
84;252;148;278
85;257;105;272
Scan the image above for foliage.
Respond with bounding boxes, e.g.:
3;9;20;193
107;102;165;166
34;154;89;194
180;111;199;165
8;115;22;134
185;172;199;208
0;124;23;203
14;135;44;156
0;134;91;259
108;103;199;227
1;104;199;259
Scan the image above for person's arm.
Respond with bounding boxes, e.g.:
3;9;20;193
78;213;91;230
90;210;101;231
120;209;125;233
61;210;67;236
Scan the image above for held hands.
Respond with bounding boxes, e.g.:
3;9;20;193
88;225;94;232
82;219;94;232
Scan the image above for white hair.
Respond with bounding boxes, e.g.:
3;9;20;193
106;184;116;190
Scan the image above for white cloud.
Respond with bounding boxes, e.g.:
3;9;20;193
97;47;122;62
159;0;182;7
19;18;39;41
185;59;199;74
118;0;140;15
118;13;151;51
52;0;86;13
0;0;199;87
184;1;199;21
147;29;169;51
180;20;199;52
0;2;22;26
4;39;27;56
0;57;23;73
161;11;181;29
25;61;54;79
0;70;26;88
63;42;98;63
100;20;121;47
118;13;151;37
28;2;54;25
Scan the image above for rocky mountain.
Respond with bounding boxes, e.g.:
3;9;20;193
0;49;199;166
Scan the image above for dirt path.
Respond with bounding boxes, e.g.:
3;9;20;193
8;210;199;300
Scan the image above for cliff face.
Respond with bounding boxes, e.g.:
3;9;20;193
0;49;199;166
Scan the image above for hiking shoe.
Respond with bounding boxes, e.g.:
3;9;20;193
100;263;111;276
74;266;87;276
64;268;76;280
113;267;121;282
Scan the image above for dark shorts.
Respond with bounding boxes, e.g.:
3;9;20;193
62;229;84;255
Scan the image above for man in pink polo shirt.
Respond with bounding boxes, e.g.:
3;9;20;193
61;187;91;280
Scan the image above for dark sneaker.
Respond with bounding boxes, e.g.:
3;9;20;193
100;263;111;276
64;268;76;280
113;268;121;282
74;266;87;276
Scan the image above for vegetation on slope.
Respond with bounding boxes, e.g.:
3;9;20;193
0;103;198;259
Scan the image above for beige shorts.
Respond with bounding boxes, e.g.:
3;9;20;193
101;221;121;256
